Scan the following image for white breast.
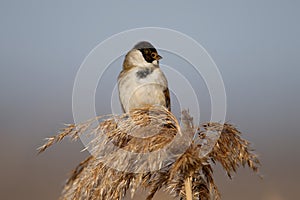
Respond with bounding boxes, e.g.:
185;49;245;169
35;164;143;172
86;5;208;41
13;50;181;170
118;67;168;112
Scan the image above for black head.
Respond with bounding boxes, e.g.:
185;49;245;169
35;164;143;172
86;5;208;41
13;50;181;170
134;41;162;63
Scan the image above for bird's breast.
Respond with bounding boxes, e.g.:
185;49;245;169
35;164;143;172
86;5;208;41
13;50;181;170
118;67;168;112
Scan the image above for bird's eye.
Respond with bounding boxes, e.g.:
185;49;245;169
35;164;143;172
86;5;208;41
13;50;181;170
151;53;156;58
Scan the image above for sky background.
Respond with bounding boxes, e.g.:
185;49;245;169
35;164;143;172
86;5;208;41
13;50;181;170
1;0;299;200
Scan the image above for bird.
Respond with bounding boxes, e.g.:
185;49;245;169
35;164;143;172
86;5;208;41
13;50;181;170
118;41;170;113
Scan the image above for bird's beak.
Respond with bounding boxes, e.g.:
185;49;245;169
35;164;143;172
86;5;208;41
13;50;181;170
156;54;163;60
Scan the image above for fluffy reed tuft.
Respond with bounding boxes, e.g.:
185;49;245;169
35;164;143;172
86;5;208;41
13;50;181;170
38;105;260;200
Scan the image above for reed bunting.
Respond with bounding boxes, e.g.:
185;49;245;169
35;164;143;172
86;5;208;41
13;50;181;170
118;41;170;113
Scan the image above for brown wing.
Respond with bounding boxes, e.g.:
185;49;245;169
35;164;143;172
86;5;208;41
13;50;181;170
118;70;127;113
163;88;171;111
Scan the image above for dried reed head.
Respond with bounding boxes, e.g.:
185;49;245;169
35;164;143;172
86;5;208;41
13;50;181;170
38;105;260;200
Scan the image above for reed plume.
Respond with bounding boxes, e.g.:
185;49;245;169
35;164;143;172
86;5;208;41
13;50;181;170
38;105;260;200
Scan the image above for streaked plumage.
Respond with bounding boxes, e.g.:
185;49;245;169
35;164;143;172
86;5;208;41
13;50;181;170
118;41;170;113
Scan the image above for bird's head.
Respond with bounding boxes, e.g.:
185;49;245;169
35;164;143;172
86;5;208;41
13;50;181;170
123;41;162;70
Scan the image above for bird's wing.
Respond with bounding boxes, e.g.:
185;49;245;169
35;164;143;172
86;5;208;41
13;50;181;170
164;88;171;111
